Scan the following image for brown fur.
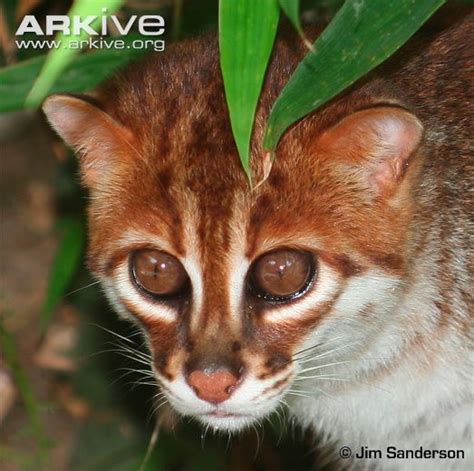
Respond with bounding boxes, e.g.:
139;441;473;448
43;8;472;410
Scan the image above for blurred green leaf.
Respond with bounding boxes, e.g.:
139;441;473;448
264;0;445;152
279;0;304;37
171;0;185;39
25;0;126;107
279;0;313;51
219;0;280;181
1;0;19;35
0;34;148;113
40;218;85;330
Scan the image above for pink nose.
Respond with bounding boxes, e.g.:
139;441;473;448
187;369;239;404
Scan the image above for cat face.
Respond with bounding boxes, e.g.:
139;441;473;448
43;36;423;431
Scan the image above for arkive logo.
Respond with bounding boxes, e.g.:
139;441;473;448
16;8;165;36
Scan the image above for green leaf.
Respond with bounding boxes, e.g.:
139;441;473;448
0;34;148;113
25;0;126;107
219;0;280;181
40;218;85;330
279;0;313;52
264;0;445;152
279;0;302;34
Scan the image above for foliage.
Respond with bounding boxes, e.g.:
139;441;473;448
0;0;446;174
25;0;126;107
0;35;150;112
219;0;279;180
263;0;445;153
278;0;310;45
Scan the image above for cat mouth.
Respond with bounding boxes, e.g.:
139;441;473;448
201;410;246;418
196;410;258;431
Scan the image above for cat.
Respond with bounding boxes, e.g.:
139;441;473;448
42;9;472;470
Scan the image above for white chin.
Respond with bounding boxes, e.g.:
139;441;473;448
196;413;258;432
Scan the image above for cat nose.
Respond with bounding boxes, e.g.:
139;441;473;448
186;366;241;404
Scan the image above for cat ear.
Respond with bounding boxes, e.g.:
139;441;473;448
42;94;136;188
317;107;423;198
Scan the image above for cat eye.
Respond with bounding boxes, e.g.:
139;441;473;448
131;249;189;298
249;249;315;302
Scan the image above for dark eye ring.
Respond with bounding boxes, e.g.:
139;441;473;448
248;249;316;302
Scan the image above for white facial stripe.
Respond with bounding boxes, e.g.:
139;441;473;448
181;256;203;314
228;256;250;317
113;262;177;322
226;206;251;319
263;261;341;323
254;234;326;258
116;230;177;255
107;227;205;324
102;278;142;324
181;199;204;319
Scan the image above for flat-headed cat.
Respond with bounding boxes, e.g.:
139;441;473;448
43;10;472;470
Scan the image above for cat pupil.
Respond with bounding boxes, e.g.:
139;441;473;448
251;250;315;300
131;249;188;297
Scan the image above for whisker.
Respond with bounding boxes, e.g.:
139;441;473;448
293;371;390;394
64;280;101;297
145;392;166;427
116;367;154;377
87;323;141;344
292;335;345;359
272;403;288;443
225;431;233;452
294;377;351;383
110;350;151;367
201;423;211;449
151;397;169;417
80;347;151;367
287;386;338;401
286;390;312;399
125;380;159;389
147;398;169;428
251;423;262;458
296;341;356;365
297;360;354;375
109;341;152;360
293;373;342;380
109;367;154;388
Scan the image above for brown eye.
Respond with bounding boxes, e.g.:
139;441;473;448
131;249;188;298
250;250;315;301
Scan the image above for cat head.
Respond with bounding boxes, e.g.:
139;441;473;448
43;35;423;431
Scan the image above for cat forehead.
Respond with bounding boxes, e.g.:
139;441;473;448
98;33;315;186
